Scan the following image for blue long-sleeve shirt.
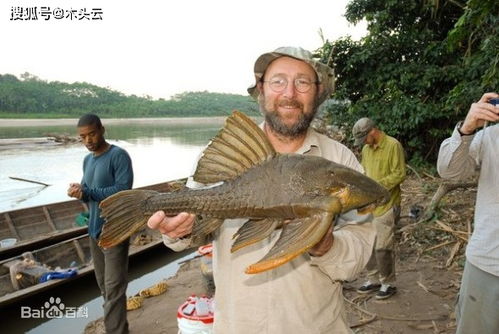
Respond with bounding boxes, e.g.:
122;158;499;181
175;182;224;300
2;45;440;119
81;145;133;239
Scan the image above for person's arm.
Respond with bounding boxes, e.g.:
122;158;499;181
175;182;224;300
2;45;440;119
309;212;375;281
376;141;406;190
81;150;133;202
147;211;195;251
436;125;477;180
437;92;499;180
69;157;89;202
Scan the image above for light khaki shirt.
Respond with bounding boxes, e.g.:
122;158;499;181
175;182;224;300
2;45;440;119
164;127;375;333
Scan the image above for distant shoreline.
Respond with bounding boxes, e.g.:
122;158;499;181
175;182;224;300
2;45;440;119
0;117;229;127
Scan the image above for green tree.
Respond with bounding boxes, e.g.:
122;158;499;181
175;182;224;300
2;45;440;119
316;0;498;165
0;74;258;118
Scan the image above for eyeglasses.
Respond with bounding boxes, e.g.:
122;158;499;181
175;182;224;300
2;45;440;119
262;76;318;94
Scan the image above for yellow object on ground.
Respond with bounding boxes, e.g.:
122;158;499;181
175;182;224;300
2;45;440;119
126;296;144;311
139;281;168;297
126;281;168;311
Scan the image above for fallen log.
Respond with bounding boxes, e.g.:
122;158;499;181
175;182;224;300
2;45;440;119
421;181;476;222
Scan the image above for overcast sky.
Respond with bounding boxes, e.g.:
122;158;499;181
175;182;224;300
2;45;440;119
1;0;366;100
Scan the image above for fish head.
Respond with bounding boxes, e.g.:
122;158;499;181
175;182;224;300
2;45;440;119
312;159;390;214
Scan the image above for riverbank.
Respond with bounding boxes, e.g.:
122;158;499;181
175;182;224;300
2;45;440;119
84;257;210;334
0;117;228;127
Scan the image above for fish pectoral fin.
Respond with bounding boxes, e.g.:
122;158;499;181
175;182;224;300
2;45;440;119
245;212;334;274
193;111;276;184
231;218;281;253
191;216;223;245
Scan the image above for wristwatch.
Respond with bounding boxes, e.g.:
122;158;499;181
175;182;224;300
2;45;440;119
456;121;475;136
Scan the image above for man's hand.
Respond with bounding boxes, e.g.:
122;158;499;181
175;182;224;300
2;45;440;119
147;211;196;240
460;92;499;135
67;183;82;199
308;224;334;257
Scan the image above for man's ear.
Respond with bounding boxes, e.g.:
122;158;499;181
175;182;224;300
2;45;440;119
257;81;264;94
101;126;106;135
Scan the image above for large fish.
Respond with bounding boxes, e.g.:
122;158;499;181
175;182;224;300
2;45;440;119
99;111;389;274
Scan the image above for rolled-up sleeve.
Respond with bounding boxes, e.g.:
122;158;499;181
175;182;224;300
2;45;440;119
310;214;375;281
162;234;192;251
437;125;479;180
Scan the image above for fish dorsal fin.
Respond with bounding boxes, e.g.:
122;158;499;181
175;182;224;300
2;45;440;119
193;110;276;184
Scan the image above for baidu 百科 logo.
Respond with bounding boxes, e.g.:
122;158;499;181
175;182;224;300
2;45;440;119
21;296;88;319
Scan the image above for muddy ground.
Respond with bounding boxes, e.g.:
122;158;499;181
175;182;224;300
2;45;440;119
84;172;475;334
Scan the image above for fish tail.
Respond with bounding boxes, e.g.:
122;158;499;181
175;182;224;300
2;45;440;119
98;190;159;248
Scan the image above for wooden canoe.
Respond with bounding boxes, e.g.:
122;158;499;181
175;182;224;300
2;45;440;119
0;178;187;307
0;229;165;308
0;179;186;261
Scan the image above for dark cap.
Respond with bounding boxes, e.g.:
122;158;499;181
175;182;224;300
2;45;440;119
352;117;375;146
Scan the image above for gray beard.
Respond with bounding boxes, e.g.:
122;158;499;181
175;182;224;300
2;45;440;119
262;106;318;139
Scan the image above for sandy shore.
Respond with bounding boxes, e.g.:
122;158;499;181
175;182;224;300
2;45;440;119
83;252;459;334
84;257;211;334
0;117;227;127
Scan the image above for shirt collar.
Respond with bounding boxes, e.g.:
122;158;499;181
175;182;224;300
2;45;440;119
370;131;386;150
260;122;320;155
296;127;321;155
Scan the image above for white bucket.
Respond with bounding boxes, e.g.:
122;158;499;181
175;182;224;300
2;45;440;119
177;317;213;334
177;295;214;334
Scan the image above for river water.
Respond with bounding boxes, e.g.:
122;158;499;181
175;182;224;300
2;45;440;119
0;118;225;333
0;119;225;212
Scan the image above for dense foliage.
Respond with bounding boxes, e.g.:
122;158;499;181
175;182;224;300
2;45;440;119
0;73;259;118
316;0;498;165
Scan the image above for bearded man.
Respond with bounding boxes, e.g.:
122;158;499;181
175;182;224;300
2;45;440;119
147;47;376;334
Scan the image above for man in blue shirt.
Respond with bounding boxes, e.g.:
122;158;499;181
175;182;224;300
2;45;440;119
68;113;133;334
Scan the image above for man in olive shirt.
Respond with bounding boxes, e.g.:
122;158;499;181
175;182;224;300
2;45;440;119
352;117;406;299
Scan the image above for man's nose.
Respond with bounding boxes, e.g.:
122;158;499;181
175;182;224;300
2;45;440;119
282;80;297;98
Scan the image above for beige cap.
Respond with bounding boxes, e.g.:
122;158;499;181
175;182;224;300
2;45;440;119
352;117;375;146
247;46;335;106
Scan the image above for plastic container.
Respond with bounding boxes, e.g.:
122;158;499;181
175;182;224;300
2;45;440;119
197;244;214;293
197;244;213;257
0;238;17;248
198;244;213;276
177;294;214;334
